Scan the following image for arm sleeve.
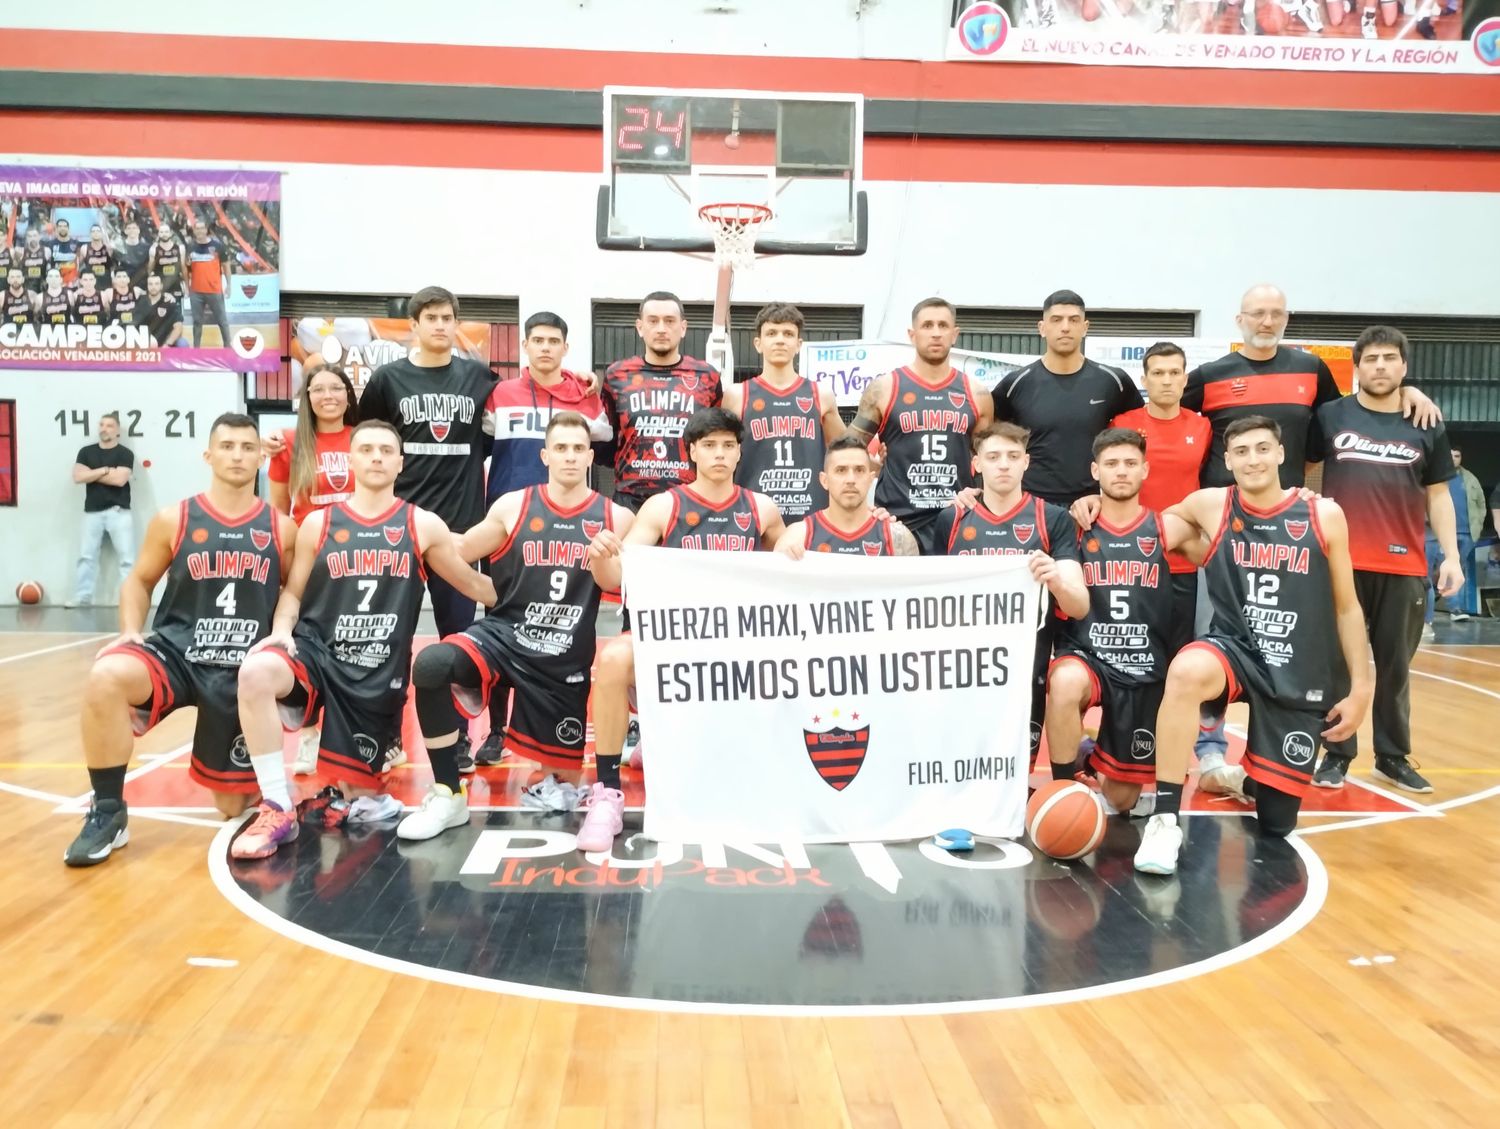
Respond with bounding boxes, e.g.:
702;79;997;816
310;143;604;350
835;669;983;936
1181;367;1205;413
1313;360;1341;408
358;372;390;423
1114;369;1144;414
76;446;94;468
121;446;135;469
990;372;1016;422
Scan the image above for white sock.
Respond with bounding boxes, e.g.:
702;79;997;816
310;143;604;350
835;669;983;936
250;750;293;812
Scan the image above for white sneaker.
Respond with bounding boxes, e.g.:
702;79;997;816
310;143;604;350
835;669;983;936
396;783;468;841
1134;813;1184;875
522;775;583;812
1294;0;1324;31
347;793;402;823
1361;9;1377;35
575;783;625;851
1198;763;1250;801
1130;791;1157;819
1449;610;1470;623
292;729;320;775
1421;623;1436;642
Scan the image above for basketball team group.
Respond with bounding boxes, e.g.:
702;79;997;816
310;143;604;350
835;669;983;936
63;282;1466;878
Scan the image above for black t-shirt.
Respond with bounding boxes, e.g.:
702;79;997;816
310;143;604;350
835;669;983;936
118;239;151;288
992;357;1143;506
143;292;183;344
77;442;134;512
1183;348;1340;488
1316;396;1452;577
358;355;496;529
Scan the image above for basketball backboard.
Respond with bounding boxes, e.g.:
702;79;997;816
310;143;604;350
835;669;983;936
597;87;867;257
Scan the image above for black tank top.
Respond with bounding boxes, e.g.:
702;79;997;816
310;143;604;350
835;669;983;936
734;376;828;518
488;486;611;673
40;289;71;324
16;247;48;288
71;291;106;325
3;288;34;323
662;485;762;552
81;244;112;282
152;496;281;668
945;494;1052;557
874;367;979;518
109;288;141;325
804;510;895;556
296;501;426;695
154;243;184;286
1204;488;1337;703
1059;509;1173;684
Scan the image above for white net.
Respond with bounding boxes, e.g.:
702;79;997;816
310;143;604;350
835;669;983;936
699;203;772;272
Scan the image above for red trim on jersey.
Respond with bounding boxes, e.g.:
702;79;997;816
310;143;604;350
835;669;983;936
972;492;1033;525
319;744;381;787
538;484;601;518
506;726;585;770
188;759;259;794
960;371;982;417
663;490;683;543
1048;653;1102;710
1034;497;1051;553
169;498;189;557
898;365;960;392
311;507;333;555
1242;749;1313;798
194;493;266;527
406;503;428;583
273;509;294;576
338;497;405;527
1200;370;1318;413
1308;500;1330;555
1183;640;1243;704
491;486;530;563
812;510;880;546
1239;488;1299;519
102;641;174;735
1200;491;1234;565
448;633;495;719
264;646;318;729
1090;745;1156;787
880;520;895;554
876;374;899;431
679;483;746;512
1094;507;1151;537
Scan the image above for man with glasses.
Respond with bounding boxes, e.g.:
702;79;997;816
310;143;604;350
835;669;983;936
1180;283;1439;796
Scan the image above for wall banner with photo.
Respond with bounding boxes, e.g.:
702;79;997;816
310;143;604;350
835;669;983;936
290;317;493;398
1;166;281;372
948;0;1500;74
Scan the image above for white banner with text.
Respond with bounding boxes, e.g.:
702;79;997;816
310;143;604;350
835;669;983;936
623;546;1042;844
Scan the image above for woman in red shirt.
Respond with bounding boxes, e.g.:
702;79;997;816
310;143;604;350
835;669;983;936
268;360;357;523
267;360;357;775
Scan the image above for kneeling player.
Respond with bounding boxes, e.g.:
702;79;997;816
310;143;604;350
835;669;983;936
1134;416;1372;876
776;434;919;558
1046;428;1202;817
66;414;292;867
397;413;634;840
234;420;495;860
586;408;785;850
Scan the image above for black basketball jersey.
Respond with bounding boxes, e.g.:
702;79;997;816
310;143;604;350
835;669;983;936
80;243;113;282
735;376;828;518
152;495;281;668
3;288;35;323
662;485;762;551
15;245;49;289
71;290;106;325
109;287;142;325
153;242;185;289
295;501;426;698
874;367;979;519
40;289;71;325
804;510;895;556
488;486;611;672
1059;509;1173;684
1204;488;1338;703
944;494;1068;558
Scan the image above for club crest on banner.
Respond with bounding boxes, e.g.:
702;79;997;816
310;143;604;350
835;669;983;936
803;719;871;792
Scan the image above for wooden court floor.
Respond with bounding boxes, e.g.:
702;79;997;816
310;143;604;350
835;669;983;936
1;628;1498;1128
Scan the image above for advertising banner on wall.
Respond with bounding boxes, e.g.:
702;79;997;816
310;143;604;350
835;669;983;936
0;166;281;371
948;1;1500;75
290;317;493;397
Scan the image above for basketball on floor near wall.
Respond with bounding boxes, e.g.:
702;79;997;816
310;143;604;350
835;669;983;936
1027;780;1107;861
15;581;44;605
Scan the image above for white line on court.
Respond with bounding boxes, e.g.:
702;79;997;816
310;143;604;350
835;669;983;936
0;634;111;666
1417;648;1500;670
0;779;73;804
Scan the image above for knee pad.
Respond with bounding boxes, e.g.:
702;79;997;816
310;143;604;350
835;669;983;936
412;643;461;690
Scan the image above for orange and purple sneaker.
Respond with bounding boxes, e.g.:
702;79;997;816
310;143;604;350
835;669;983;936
231;801;300;860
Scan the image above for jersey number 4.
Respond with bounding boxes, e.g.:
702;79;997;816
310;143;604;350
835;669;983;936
215;582;236;617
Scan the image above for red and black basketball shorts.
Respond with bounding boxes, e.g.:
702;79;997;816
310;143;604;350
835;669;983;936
267;639;402;789
448;620;590;771
103;635;255;794
1185;636;1323;798
1050;648;1164;787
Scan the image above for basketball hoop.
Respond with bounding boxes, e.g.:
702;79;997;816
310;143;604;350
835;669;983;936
698;202;772;271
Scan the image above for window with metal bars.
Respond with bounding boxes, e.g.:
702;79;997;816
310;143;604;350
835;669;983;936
1289;313;1500;425
591;302;864;386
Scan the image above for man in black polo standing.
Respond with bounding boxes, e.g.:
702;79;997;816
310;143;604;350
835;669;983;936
1311;326;1461;794
358;285;496;767
69;412;135;608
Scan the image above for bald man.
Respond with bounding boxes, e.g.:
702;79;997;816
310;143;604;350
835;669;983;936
1177;284;1440;793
